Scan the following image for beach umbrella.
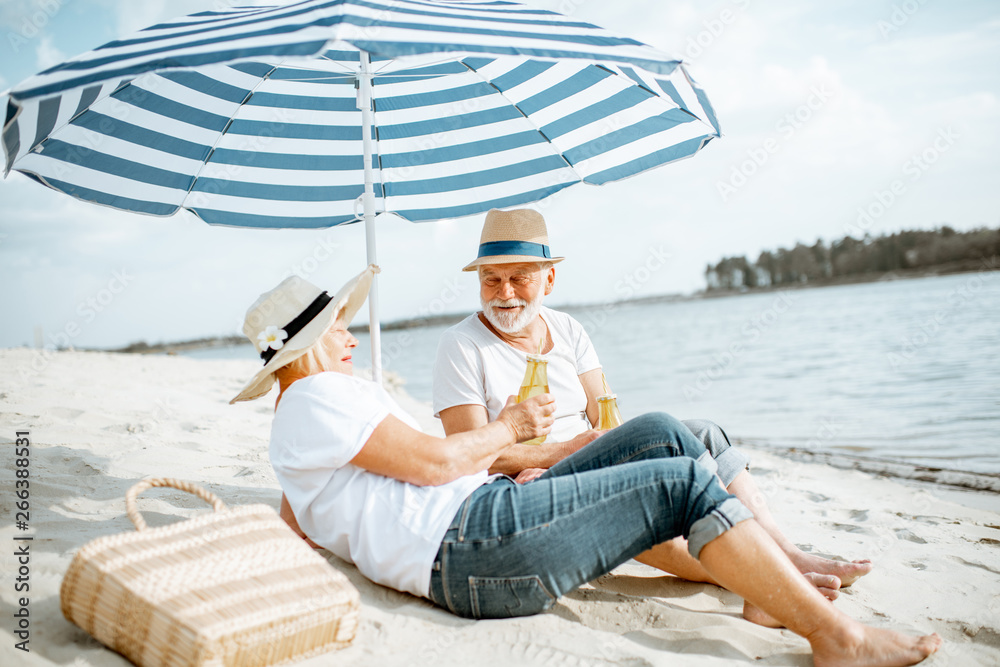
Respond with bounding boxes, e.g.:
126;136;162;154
2;0;721;382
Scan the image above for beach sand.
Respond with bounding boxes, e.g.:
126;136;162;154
2;348;998;666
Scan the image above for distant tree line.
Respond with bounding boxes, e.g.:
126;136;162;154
705;226;1000;291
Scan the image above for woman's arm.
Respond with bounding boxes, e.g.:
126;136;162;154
440;403;571;475
350;394;555;486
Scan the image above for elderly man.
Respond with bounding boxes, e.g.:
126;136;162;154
433;208;872;588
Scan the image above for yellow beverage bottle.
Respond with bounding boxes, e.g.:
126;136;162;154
516;353;549;445
596;394;624;430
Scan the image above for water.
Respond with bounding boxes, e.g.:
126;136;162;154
192;272;1000;474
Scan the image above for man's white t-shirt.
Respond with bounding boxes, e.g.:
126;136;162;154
270;372;490;598
433;307;602;443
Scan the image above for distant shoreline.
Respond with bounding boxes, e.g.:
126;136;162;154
698;257;996;300
101;263;996;355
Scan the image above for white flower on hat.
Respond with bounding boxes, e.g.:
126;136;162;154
257;325;288;352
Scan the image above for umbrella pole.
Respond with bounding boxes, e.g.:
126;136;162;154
359;51;382;385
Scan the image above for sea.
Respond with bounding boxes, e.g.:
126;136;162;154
184;271;1000;476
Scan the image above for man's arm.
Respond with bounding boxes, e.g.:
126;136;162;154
578;368;605;427
440;403;598;475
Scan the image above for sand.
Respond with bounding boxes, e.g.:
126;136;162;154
1;347;998;666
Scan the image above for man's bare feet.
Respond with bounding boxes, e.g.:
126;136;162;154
743;573;841;628
791;552;873;587
810;621;941;667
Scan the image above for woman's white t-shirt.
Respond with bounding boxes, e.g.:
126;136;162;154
433;307;602;443
270;372;490;598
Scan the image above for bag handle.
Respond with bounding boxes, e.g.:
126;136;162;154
126;478;227;532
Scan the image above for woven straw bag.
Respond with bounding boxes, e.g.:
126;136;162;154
60;478;360;666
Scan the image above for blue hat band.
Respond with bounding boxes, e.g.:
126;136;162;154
477;240;551;259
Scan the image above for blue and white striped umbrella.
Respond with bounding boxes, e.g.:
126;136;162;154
2;0;720;378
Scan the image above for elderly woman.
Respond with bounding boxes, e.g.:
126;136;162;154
232;266;938;666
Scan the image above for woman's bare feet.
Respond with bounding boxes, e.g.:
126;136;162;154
810;621;941;667
744;572;841;628
791;552;873;587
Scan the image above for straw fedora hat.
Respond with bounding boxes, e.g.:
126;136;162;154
462;208;564;272
230;265;377;404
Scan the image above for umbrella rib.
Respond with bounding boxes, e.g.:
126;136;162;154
272;72;455;83
294;55;464;83
459;60;582;184
182;60;283;214
319;53;466;76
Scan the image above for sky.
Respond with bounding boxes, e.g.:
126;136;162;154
0;0;997;351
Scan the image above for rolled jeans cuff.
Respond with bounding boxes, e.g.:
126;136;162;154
715;446;751;488
687;497;754;560
695;449;719;478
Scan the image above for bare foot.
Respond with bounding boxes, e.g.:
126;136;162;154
792;552;873;587
811;621;941;667
744;573;841;628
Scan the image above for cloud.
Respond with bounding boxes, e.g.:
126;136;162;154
872;22;1000;64
34;34;66;70
0;1;36;31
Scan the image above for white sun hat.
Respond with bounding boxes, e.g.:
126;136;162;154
230;265;378;404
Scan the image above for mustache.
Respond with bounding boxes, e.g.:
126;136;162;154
487;298;528;309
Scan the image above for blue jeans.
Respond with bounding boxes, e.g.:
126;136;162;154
427;413;753;619
682;419;751;487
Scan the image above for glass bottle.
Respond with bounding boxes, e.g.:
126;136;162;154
596;393;624;430
516;353;549;445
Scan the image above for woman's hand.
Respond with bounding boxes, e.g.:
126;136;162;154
497;394;555;443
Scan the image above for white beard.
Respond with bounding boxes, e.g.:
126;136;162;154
482;291;544;335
